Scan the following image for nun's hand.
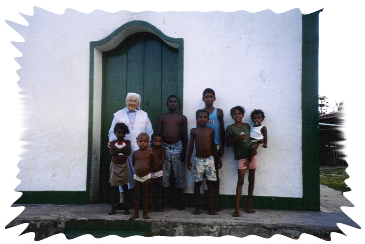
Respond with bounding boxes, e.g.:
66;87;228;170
107;141;113;149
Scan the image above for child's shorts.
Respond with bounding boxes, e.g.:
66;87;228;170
151;170;163;179
134;173;151;183
162;141;186;188
237;155;258;170
194;156;217;182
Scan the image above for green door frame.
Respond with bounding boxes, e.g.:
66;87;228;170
87;21;184;203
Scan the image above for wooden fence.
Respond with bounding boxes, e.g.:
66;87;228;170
318;119;347;166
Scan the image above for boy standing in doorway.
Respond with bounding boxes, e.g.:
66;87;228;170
157;95;188;210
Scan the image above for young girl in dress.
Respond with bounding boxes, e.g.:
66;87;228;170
108;123;131;215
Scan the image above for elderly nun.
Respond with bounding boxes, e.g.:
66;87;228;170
108;92;153;206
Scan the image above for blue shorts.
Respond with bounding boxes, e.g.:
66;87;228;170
194;156;217;182
162;141;186;188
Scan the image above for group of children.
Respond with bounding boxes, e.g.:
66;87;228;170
108;88;268;219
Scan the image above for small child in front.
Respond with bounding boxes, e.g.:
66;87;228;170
149;133;166;212
249;109;268;162
226;106;257;217
188;110;222;215
129;133;156;220
108;123;131;215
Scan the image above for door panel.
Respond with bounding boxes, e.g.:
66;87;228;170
144;36;162;126
99;33;179;202
126;35;144;96
161;44;179;114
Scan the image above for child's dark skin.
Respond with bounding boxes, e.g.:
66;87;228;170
158;97;188;160
157;96;188;210
248;113;268;163
188;111;222;215
109;129;131;215
129;135;156;220
226;109;256;216
198;91;225;212
149;136;166;212
200;92;225;157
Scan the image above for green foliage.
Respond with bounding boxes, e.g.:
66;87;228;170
320;167;351;192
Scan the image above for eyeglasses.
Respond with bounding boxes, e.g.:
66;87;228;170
127;99;139;104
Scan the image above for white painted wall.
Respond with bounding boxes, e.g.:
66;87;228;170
13;8;302;197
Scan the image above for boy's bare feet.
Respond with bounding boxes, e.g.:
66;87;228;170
143;214;150;219
129;214;139;220
108;210;116;215
209;211;217;215
232;210;240;217
245;208;255;213
193;208;201;215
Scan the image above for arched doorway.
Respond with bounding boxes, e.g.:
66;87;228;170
88;21;184;203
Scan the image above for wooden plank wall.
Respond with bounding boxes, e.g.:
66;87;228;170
319;125;365;166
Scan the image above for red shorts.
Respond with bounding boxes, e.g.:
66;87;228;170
237;155;258;170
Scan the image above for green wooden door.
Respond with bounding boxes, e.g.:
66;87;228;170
99;33;179;202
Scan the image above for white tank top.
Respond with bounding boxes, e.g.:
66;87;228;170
250;125;264;140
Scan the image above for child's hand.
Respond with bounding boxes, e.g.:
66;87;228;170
239;134;246;140
187;160;193;171
218;158;222;169
107;141;113;149
244;160;250;166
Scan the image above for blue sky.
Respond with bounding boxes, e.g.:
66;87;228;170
317;2;363;115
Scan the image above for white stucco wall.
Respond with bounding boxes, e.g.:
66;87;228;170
13;8;302;197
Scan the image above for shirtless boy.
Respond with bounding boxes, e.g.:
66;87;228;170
129;133;156;220
197;88;225;212
148;133;166;212
157;95;188;210
188;110;222;215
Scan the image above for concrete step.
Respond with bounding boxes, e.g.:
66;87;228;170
6;204;359;240
64;219;154;241
65;230;154;241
